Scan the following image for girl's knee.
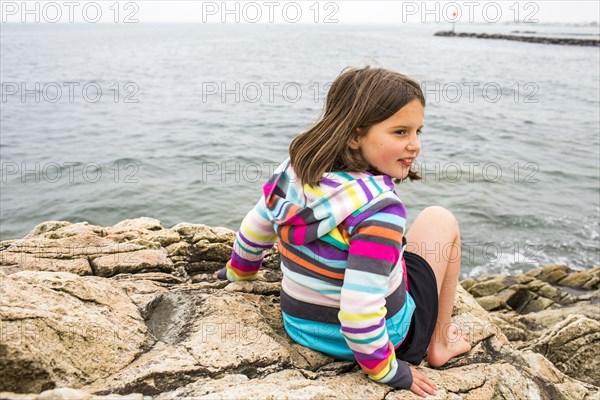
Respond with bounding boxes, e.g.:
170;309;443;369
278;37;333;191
421;206;459;233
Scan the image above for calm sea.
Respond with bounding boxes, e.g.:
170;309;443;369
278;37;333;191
1;22;599;277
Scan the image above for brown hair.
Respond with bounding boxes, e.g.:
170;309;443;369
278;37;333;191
289;66;425;187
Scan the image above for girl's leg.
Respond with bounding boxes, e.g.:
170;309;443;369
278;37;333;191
404;206;471;368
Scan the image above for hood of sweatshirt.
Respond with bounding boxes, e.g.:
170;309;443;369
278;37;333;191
262;158;404;248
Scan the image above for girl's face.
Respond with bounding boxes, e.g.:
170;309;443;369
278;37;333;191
348;99;424;180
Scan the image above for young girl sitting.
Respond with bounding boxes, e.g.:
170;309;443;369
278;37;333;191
213;66;471;398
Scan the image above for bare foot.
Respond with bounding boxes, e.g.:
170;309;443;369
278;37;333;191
426;325;471;368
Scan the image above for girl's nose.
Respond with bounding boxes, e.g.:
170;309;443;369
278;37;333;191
407;135;421;152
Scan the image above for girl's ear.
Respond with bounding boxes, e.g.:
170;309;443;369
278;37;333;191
347;128;363;150
347;137;361;150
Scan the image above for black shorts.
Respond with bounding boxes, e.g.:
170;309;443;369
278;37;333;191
395;251;439;365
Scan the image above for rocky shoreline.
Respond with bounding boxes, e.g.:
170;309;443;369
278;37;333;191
1;218;598;399
434;30;600;47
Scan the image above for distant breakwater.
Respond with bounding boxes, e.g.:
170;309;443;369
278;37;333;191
435;31;600;47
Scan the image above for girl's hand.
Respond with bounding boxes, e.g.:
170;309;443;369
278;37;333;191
409;366;437;398
212;265;229;281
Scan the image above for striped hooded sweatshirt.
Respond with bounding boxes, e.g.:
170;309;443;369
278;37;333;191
224;158;416;389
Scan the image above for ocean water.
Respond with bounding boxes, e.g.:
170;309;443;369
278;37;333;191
1;22;599;277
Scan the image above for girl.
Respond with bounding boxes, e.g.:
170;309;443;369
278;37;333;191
213;66;471;398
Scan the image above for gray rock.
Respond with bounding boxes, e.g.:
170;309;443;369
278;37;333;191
0;271;153;393
558;266;600;290
1;219;599;399
474;295;507;311
467;277;509;297
525;264;571;284
112;217;164;231
526;315;600;386
90;249;173;277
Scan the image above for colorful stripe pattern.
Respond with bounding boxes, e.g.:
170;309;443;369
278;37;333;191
226;158;415;388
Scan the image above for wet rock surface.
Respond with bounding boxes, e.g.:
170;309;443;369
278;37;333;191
1;218;599;399
463;264;600;386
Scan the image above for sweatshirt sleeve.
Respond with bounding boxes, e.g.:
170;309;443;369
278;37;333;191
226;194;278;281
338;202;413;389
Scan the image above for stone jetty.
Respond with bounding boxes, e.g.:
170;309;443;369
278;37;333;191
435;31;600;47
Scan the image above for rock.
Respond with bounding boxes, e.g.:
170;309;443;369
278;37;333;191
0;387;145;399
27;222;108;240
154;369;392;400
517;350;600;400
494;288;517;304
192;241;233;262
164;241;192;259
170;222;216;241
1;220;599;399
142;230;181;247
460;277;476;291
558;265;600;290
526;264;571;284
222;279;282;296
259;267;283;282
489;312;535;342
519;293;555;314
1;233;145;261
22;221;73;239
112;217;164;231
113;272;185;285
112;277;170;319
474;295;506;311
463;270;588;315
0;251;91;275
467;276;509;297
90;249;174;277
506;286;539;313
526;315;600;386
517;301;600;331
169;223;234;244
84;341;204;396
0;271;153;393
83;288;326;396
206;227;236;244
434;30;600;47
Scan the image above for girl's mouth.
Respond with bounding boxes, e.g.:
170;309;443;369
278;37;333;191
399;158;414;167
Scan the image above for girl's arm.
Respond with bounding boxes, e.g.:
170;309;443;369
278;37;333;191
222;194;278;281
338;202;413;389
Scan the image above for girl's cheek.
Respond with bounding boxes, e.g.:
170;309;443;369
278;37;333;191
384;149;400;159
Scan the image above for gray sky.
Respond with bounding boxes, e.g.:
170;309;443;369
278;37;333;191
3;1;599;24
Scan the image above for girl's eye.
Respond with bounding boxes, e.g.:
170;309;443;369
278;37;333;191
394;130;423;136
